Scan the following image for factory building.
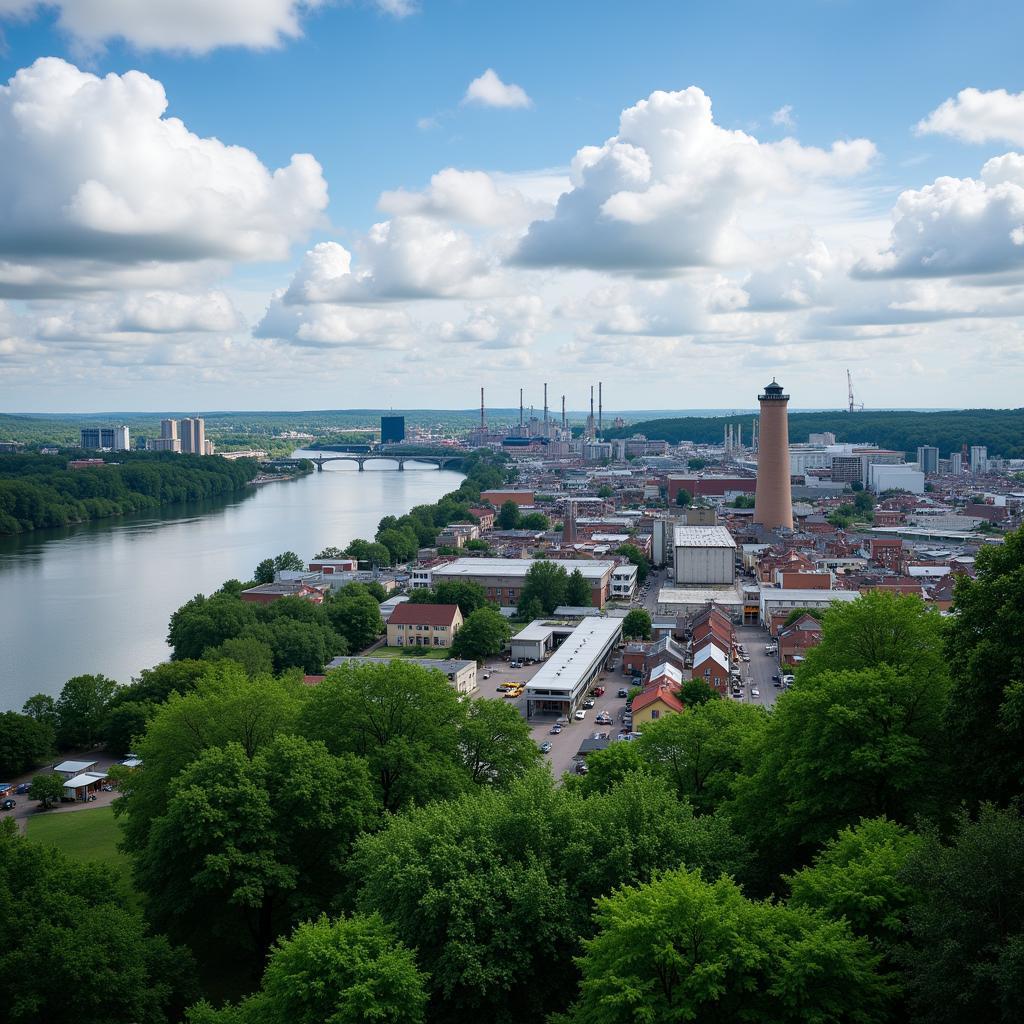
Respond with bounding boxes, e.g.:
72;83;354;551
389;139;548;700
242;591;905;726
673;526;736;586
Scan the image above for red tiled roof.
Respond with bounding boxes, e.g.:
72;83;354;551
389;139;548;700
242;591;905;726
388;603;461;626
632;686;685;714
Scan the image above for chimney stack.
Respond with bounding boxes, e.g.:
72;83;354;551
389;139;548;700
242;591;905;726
598;382;603;440
544;382;549;434
561;394;566;431
753;378;794;531
480;387;485;432
519;388;524;428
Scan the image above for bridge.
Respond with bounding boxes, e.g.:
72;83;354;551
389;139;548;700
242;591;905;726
311;452;465;472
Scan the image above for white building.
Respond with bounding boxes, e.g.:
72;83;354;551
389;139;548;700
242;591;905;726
759;588;860;628
868;464;925;495
611;563;638;600
970;446;988;474
673;525;736;585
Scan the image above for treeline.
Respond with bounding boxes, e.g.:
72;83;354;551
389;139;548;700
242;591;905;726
608;407;1024;458
0;452;261;535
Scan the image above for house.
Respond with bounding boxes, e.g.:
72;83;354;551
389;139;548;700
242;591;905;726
631;685;685;726
647;661;684;692
643;636;687;680
386;603;464;648
325;655;478;694
777;613;824;665
622;642;651;676
469;507;496;531
691;644;730;693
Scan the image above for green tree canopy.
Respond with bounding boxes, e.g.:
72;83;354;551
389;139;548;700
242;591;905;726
518;559;569;615
450;606;511;664
408;579;489;617
621;608;651;639
0;711;53;776
27;771;64;808
326;584;383;652
188;913;427;1024
616;543;650;584
675;488;691;507
313;545;346;559
496;499;521;530
568;865;890;1024
253;551;305;584
55;673;119;748
0;818;196;1024
345;538;392;568
21;692;58;728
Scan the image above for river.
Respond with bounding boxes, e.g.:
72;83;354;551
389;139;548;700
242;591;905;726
0;455;463;711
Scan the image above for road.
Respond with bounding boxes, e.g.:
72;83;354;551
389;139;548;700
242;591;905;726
732;623;780;709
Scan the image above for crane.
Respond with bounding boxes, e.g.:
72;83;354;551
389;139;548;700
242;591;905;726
847;369;864;413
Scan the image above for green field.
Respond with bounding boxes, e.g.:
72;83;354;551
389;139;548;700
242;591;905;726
26;805;138;905
370;646;455;660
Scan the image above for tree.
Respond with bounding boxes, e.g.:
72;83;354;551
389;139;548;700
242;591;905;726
54;673;118;748
517;560;568;615
28;771;64;808
345;538;392;568
782;606;823;627
314;546;346;559
787;816;923;952
636;699;767;814
300;661;468;812
570;740;648;795
458;698;542;785
0;711;53;776
115;667;305;857
203;635;275;677
898;805;1024;1024
944;527;1024;804
433;579;489;617
496;499;520;530
188;914;427;1024
0;818;196;1024
136;736;375;976
102;701;153;756
451;606;511;664
688;457;707;469
596;484;614;498
376;526;418;565
254;551;305;584
21;693;58;729
167;593;259;661
854;489;875;513
621;608;652;639
675;488;691;507
799;591;948;686
567;866;890;1024
326;585;383;652
565;568;592;607
730;666;949;874
519;511;550;530
616;543;650;584
731;493;756;508
678;678;721;707
253;558;275;584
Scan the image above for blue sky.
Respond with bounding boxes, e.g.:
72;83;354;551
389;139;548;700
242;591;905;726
1;1;1023;412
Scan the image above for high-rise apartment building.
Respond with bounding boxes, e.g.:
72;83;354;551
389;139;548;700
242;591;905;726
970;446;988;474
150;417;182;452
916;446;939;475
80;426;130;451
381;416;405;444
181;418;206;455
753;379;793;531
949;452;963;475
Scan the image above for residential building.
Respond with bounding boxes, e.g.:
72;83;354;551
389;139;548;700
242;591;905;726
916;446;939;475
692;644;730;694
949;452;963;475
611;563;638;600
630;685;684;726
240;581;328;605
970;446;988;474
429;557;615;608
181;417;206;455
386;603;463;647
777;613;824;665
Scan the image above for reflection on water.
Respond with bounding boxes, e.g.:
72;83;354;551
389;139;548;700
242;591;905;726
0;457;463;709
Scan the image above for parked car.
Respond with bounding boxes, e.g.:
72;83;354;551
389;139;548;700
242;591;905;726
1;798;16;810
509;661;522;669
539;741;552;753
591;686;605;697
617;688;629;698
582;698;596;709
550;724;562;734
482;672;490;680
574;761;589;775
574;709;587;720
751;688;760;697
496;683;510;692
783;674;795;685
15;782;30;794
595;713;612;725
771;673;781;683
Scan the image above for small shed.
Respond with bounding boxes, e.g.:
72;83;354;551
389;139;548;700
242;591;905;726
62;771;108;801
53;759;98;779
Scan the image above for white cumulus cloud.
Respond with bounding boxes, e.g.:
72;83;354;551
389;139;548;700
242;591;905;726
462;69;532;109
0;1;412;55
772;104;795;128
0;58;327;296
514;87;876;272
916;87;1024;147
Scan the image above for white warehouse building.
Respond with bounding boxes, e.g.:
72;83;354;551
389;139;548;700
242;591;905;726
868;463;925;495
673;526;736;586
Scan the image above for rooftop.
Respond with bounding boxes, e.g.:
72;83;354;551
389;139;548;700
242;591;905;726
388;603;460;626
432;557;615;581
760;588;862;603
325;655;474;675
673;525;737;549
525;617;623;697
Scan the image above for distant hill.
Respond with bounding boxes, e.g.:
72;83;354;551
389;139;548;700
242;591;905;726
605;408;1024;459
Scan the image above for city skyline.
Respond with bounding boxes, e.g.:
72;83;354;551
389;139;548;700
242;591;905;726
2;1;1024;412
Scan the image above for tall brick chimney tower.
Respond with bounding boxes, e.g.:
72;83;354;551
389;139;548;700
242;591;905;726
753;378;793;531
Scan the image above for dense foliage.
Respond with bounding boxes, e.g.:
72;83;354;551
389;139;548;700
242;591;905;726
0;452;259;535
607;407;1024;458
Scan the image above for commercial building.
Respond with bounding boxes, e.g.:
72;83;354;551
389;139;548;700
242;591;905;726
759;588;860;630
523;616;623;718
79;426;130;451
667;475;756;502
386;603;463;648
240;581;327;605
970;446;988;474
381;415;405;444
510;619;580;662
150;418;182;453
949;452;963;475
611;563;638;600
181;417;206;455
657;585;745;621
673;526;736;585
429;557;615;608
753;379;793;530
481;489;536;507
916;446;939;475
869;464;925;494
326;655;477;694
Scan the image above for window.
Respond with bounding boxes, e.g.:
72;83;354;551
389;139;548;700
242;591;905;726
650;709;660;720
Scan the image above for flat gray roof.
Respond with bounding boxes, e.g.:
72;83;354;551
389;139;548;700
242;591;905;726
673;525;737;549
526;617;623;697
325;655;475;674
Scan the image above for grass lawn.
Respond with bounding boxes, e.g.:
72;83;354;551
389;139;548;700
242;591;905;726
371;646;454;659
26;805;139;908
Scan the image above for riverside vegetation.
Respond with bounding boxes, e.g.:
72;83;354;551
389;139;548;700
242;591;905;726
3;516;1024;1022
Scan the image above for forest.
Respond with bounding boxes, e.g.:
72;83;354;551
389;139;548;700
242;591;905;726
606;406;1024;458
0;452;262;535
2;529;1022;1024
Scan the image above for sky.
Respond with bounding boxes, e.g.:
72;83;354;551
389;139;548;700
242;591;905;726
1;0;1024;413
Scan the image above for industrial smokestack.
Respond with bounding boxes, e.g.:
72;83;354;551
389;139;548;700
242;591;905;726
519;388;524;427
480;387;485;431
725;425;730;451
753;379;793;531
544;382;549;433
737;424;742;449
598;382;603;440
561;395;566;430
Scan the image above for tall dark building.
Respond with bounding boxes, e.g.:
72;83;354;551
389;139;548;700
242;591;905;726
381;415;405;444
